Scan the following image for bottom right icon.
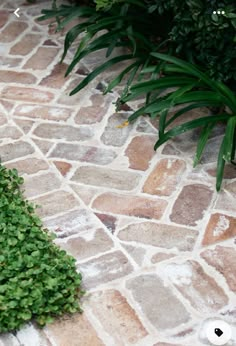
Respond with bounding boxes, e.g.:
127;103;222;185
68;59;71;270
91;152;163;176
206;320;232;345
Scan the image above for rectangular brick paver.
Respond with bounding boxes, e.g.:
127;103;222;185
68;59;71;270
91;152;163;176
92;192;167;220
71;166;141;190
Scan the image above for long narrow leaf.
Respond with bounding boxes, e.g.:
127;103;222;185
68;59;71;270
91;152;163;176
69;54;134;95
154;113;231;150
61;22;90;62
56;8;96;31
159;109;169;136
223;116;236;161
216;137;226;191
231;127;236;162
122;77;200;101
151;53;236;112
166;102;216;127
65;41;113;76
215;81;236;112
104;60;142;94
151;53;217;88
121;63;141;99
193;123;215;167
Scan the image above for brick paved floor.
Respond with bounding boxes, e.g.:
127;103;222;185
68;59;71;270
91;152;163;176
0;1;236;345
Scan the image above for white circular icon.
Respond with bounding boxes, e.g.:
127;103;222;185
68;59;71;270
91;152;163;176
206;320;232;345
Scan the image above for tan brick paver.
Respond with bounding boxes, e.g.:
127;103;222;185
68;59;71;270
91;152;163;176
1;1;236;345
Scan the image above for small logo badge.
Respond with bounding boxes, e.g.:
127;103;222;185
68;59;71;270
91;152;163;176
206;320;232;345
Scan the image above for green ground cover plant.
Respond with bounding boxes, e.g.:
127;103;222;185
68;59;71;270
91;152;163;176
0;164;84;333
38;0;236;190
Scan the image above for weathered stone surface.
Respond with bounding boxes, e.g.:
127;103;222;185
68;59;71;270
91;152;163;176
59;228;114;260
202;213;236;246
70;183;100;205
90;93;107;106
10;34;42;55
50;143;116;165
75;106;108;125
0;56;22;68
0;113;7;126
88;290;148;345
92;192;167;220
23;47;59;70
143;159;186;196
76;65;90;76
23;172;61;198
162;143;182;156
14;119;34;134
0;141;34;162
32;190;79;218
5;158;48;175
34;123;93;141
0;333;20;346
56;77;86;106
162;261;228;313
126;274;190;330
79;251;133;289
122;244;146;266
207;164;236;179
118;222;198;251
215;181;236;213
53;161;72;176
172;326;196;339
153;343;182;346
0;71;36;84
14;104;72;121
101;113;133;146
0;21;28;42
95;213;117;233
151;253;176;264
40;63;69;88
0;100;13;112
164;130;198;157
1;86;54;103
15;324;52;346
0;10;8;29
170;184;213;226
125;135;156;171
47;314;105;346
44;209;99;238
0;125;22;140
201;246;236;292
32;139;54;155
200;135;224;164
71;166;141;190
43;39;58;46
136;118;157;134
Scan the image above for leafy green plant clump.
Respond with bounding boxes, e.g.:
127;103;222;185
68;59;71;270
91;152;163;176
120;53;236;190
38;0;236;190
0;165;83;333
95;0;236;84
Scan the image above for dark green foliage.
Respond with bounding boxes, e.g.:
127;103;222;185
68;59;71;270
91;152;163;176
120;54;236;190
148;0;236;83
95;0;236;83
38;0;236;190
0;165;84;333
38;0;171;100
